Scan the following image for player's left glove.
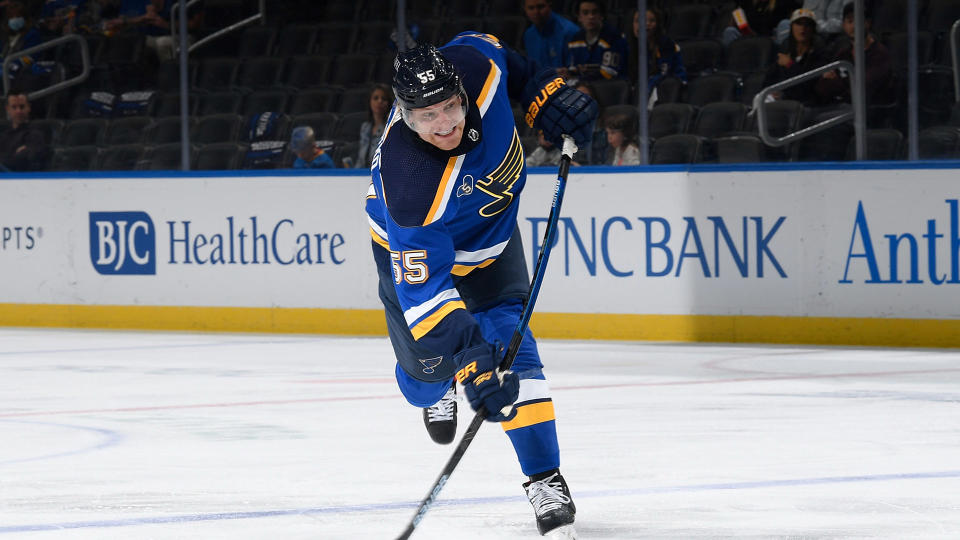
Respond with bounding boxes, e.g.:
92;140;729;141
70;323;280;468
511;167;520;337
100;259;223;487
523;68;599;148
454;343;519;423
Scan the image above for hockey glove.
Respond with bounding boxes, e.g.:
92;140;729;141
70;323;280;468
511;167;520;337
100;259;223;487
523;68;599;148
454;343;519;423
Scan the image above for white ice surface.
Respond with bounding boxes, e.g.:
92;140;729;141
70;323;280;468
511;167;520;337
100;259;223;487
1;328;959;539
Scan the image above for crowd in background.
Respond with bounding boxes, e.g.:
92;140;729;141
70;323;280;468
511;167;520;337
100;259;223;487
0;0;957;172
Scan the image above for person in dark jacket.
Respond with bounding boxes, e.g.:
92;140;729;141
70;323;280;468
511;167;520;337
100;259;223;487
815;2;892;107
763;8;828;104
629;8;687;95
0;93;49;172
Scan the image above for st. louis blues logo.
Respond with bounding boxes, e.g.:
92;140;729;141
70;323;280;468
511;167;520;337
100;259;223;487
456;175;474;197
419;356;444;374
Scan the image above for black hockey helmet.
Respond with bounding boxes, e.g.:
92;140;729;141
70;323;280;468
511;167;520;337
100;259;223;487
393;44;468;133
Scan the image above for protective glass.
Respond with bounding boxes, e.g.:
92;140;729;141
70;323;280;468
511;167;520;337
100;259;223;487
400;91;468;135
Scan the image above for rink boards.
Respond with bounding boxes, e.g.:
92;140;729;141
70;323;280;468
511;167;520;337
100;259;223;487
2;163;960;347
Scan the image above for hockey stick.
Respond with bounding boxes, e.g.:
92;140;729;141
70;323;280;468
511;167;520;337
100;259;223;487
396;135;578;540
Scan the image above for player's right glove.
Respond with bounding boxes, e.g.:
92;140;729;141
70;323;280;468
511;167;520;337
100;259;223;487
523;68;599;148
454;343;519;423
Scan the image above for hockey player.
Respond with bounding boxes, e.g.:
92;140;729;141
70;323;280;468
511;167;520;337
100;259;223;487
365;34;597;538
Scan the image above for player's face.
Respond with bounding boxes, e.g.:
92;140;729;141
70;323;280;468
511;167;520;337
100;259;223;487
409;94;466;151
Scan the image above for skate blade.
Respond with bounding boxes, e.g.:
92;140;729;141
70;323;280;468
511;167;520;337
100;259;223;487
546;524;577;539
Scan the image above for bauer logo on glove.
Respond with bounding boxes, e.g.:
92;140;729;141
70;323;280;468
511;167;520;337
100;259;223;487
524;76;567;128
522;68;599;149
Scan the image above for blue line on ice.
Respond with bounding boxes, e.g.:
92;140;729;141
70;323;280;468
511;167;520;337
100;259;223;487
2;469;959;533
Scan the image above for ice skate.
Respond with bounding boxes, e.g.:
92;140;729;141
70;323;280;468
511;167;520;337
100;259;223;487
524;470;577;538
422;384;457;444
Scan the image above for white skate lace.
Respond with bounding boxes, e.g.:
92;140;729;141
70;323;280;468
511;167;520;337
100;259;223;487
425;388;456;422
526;473;570;516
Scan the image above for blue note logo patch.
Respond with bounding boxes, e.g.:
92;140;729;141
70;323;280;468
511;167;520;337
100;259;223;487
419;356;444;374
89;211;156;275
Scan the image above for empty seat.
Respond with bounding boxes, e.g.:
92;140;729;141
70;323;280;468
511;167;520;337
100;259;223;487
196;143;248;170
142;116;196;144
591;79;630;109
926;0;960;33
333;111;369;141
667;4;714;39
845;129;903;160
792;106;853;161
291;113;339;140
353;21;399;53
685;72;738;107
917;126;960;159
314;23;357;55
753;100;804;160
650;134;706;164
332;140;360;168
49;145;98;171
677;39;722;76
692;102;747;138
151;92;197;117
31;118;64;146
195;91;243;115
288;88;341;114
918;66;956;129
191;114;243;144
724;37;774;74
339;86;374;113
139;143;194;170
95;144;145;171
103;117;153;146
156;60;195;92
318;1;358;23
872;0;907;33
60;118;107;147
237;25;277;57
653;75;684;104
242;90;290;115
194;58;240;91
283;55;333;90
883;32;934;73
235;56;285;90
649;103;695;138
373;52;396;85
275;24;318;56
329;54;378;86
715;135;765;163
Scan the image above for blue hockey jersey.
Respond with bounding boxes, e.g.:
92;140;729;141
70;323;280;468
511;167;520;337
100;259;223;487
366;33;538;364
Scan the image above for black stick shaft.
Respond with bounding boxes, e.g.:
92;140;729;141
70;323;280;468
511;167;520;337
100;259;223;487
396;140;574;540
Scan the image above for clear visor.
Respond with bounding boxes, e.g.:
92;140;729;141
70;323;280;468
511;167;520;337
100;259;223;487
400;91;468;136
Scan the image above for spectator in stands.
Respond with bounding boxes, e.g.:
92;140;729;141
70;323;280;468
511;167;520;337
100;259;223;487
721;0;801;46
104;0;174;61
38;0;85;36
763;9;827;105
525;129;562;167
290;126;334;169
630;8;687;96
605;112;639;166
773;0;846;44
815;3;892;107
1;1;45;68
0;92;49;171
573;80;606;164
522;0;579;69
356;83;393;169
560;0;628;81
